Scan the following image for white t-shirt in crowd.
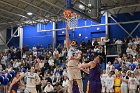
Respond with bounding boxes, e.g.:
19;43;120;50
62;70;68;77
53;50;59;58
44;84;54;92
126;48;133;54
22;54;26;59
121;76;129;86
39;62;44;68
62;79;69;87
33;51;37;56
105;76;114;89
128;77;139;90
101;76;106;87
100;41;105;46
32;46;37;51
48;59;54;66
1;56;7;65
115;40;122;45
106;64;113;73
94;48;101;53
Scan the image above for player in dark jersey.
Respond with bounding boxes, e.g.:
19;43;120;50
8;71;24;93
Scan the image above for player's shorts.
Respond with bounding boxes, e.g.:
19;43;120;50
24;87;37;93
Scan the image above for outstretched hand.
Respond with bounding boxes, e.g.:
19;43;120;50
78;62;86;69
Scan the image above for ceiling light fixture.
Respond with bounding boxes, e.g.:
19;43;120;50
27;12;33;16
79;4;85;10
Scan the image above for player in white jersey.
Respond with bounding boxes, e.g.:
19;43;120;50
24;67;40;93
65;25;83;93
105;73;114;93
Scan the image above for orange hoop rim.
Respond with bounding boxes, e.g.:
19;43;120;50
64;9;72;19
64;9;80;19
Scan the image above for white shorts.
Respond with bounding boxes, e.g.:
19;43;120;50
24;87;37;93
67;66;82;80
106;88;114;92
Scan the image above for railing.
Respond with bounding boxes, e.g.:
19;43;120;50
106;44;123;55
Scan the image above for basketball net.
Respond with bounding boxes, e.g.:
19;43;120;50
64;9;79;30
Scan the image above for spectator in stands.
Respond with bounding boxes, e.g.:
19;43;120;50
121;71;129;93
106;61;113;74
113;59;121;71
44;82;54;93
39;60;44;69
101;73;106;93
128;72;139;93
48;56;54;66
114;72;122;93
100;38;105;46
128;39;133;46
57;44;63;53
87;40;92;49
105;72;114;93
126;45;133;55
54;83;63;93
62;76;69;93
62;68;68;77
129;60;136;71
115;39;123;54
53;48;59;59
92;39;99;48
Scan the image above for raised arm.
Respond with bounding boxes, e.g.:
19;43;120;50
66;24;70;49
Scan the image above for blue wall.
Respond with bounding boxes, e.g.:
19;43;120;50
56;16;106;46
6;12;140;48
23;22;53;48
109;12;140;41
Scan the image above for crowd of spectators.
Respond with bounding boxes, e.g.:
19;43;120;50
102;37;140;93
0;37;139;93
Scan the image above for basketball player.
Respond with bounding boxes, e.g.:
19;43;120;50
24;67;40;93
65;26;83;93
8;71;24;93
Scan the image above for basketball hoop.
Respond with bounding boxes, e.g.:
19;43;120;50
64;9;80;30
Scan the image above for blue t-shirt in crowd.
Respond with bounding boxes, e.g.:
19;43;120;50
129;64;136;71
113;63;121;70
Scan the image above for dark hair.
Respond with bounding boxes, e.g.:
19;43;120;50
71;40;78;46
14;71;20;77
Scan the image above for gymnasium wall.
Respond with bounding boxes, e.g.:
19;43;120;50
6;12;140;48
23;22;53;48
56;16;106;46
109;12;140;41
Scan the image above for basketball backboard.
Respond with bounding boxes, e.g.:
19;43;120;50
66;0;101;22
